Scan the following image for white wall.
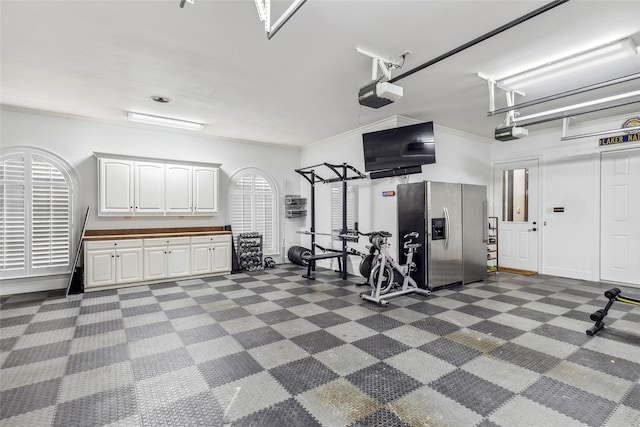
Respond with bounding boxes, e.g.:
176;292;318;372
490;112;640;281
299;115;492;275
1;108;302;294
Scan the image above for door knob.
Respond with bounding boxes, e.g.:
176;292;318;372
528;227;537;232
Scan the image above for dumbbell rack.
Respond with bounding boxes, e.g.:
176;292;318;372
237;233;263;271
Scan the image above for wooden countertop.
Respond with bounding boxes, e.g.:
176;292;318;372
84;227;231;241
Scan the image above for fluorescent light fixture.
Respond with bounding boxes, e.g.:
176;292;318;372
127;112;204;131
499;37;638;89
561;124;640;141
515;90;640;123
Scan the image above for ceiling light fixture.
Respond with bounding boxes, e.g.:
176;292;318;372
498;37;638;90
127;112;204;131
514;90;640;123
151;96;171;103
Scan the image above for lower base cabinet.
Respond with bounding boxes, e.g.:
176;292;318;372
85;240;143;289
191;235;232;275
143;237;191;281
84;234;231;291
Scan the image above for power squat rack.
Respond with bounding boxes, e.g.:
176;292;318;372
295;162;365;280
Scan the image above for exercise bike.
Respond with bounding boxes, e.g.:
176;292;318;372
360;231;431;307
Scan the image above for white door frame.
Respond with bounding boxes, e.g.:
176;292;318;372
492;157;542;273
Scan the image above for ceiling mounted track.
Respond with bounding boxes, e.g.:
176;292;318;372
388;0;570;84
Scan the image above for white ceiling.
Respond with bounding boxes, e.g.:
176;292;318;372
1;1;639;147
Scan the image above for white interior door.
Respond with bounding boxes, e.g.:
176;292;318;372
601;148;640;286
493;159;539;272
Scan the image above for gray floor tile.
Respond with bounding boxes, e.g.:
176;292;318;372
0;378;61;419
352;333;411;360
346;362;422;404
2;269;639;427
197;351;263;388
234;397;320;427
291;329;347;354
430;369;515;416
270;356;339;395
489;342;561;373
522;376;616;426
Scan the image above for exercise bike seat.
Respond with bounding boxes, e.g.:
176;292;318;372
375;231;392;237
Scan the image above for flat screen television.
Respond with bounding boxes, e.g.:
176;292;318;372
362;121;435;173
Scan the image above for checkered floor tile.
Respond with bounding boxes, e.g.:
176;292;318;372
1;266;640;426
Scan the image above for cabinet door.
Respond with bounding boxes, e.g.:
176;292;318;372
193;166;218;214
191;243;212;275
116;248;144;283
211;241;231;273
167;244;190;277
99;158;134;214
135;162;165;214
143;247;167;280
85;249;116;287
165;164;193;214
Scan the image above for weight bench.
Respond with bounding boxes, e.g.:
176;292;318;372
586;287;640;336
303;251;343;280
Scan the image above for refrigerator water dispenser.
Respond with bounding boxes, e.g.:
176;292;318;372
432;217;446;240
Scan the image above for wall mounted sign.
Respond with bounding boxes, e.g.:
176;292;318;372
382;191;396;197
599;117;640;146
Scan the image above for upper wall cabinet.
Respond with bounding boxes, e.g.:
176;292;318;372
165;164;219;215
99;158;134;214
96;153;220;217
135;161;165;214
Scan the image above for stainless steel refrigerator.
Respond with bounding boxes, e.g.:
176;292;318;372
398;181;487;289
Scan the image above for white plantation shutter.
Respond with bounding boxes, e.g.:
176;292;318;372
331;185;357;241
0;150;73;278
229;170;278;255
0;154;27;273
31;156;71;270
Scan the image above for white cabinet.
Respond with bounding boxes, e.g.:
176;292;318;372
99;158;134;214
143;237;191;281
165;164;219;215
96;153;220;216
98;158;165;215
84;233;232;291
135;161;165;214
165;164;193;214
191;235;231;275
85;240;143;288
193;166;219;215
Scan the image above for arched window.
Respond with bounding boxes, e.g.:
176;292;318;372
228;168;278;255
0;148;74;279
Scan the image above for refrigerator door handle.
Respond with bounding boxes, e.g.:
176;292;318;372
483;200;488;243
443;207;450;249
